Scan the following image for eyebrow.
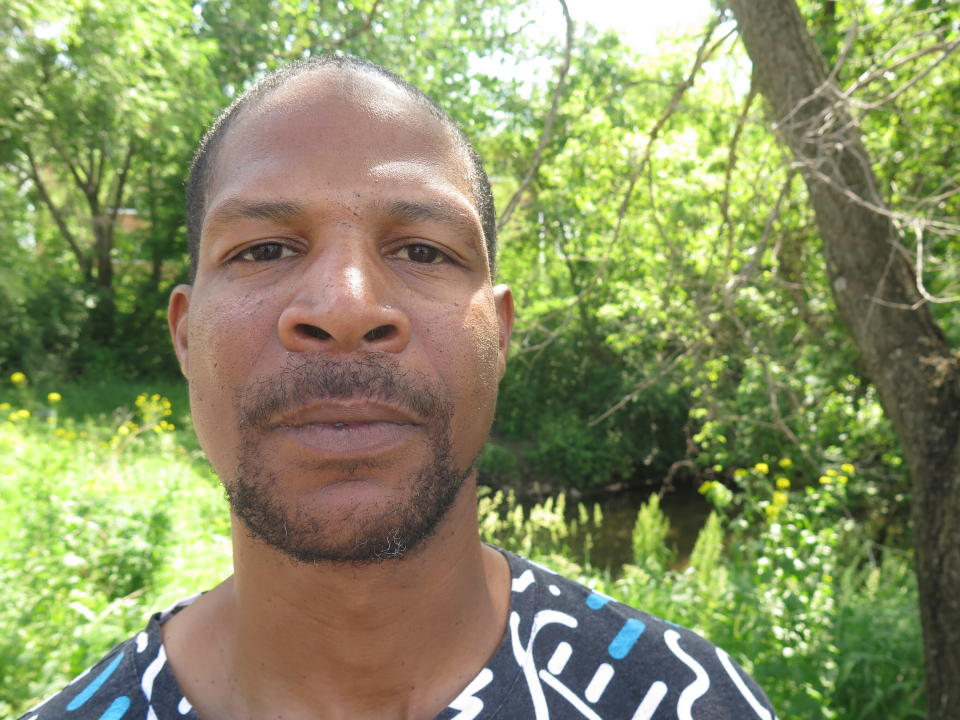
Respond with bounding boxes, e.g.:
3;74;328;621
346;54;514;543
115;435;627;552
205;199;307;229
380;199;483;253
205;196;483;253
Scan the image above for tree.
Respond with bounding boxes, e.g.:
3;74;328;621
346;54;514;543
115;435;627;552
0;0;537;376
0;0;218;348
726;0;960;715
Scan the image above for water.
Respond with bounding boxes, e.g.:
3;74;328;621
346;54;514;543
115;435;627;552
562;485;713;573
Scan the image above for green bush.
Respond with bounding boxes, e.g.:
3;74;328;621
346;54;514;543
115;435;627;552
477;441;519;484
0;381;925;719
0;386;228;717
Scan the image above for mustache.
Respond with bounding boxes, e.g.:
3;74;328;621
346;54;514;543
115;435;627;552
237;354;448;431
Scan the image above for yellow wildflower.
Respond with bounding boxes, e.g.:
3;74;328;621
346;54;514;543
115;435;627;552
837;475;848;484
772;491;789;507
10;371;26;386
733;468;748;480
840;463;855;474
826;469;837;477
47;392;62;404
818;475;831;485
754;462;770;474
778;458;793;469
775;477;791;490
0;402;9;411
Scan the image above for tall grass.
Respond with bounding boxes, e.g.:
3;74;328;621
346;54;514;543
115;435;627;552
1;385;924;719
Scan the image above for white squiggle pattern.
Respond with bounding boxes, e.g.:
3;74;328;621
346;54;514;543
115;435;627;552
141;645;166;701
510;609;579;720
664;630;709;720
547;641;573;675
177;696;193;715
158;593;202;623
448;667;494;720
141;644;167;720
140;644;167;720
584;662;614;703
716;648;774;720
629;681;668;720
135;632;148;653
512;569;536;593
538;670;603;720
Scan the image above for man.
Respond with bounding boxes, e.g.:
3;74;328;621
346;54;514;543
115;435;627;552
21;55;775;720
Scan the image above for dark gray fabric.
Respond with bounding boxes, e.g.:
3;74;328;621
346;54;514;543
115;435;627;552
20;549;776;719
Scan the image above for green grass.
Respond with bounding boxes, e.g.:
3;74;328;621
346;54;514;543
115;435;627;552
0;385;926;719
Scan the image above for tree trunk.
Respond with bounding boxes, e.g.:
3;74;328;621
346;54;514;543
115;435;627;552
726;1;960;716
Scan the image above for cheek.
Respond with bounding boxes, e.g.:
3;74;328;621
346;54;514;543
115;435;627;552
186;292;276;463
428;298;503;445
189;293;274;385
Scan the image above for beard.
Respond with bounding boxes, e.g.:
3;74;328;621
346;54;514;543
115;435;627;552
226;354;474;565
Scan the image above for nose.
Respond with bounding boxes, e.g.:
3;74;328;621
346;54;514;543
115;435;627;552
277;250;411;355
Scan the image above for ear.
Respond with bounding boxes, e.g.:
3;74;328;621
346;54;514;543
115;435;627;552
492;284;515;380
168;284;192;378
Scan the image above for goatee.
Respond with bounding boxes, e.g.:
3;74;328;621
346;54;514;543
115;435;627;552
226;354;472;565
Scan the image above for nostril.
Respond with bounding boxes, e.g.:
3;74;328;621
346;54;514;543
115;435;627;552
364;325;394;342
298;324;332;340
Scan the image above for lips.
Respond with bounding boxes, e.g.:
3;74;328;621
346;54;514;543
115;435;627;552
274;400;422;429
269;400;424;458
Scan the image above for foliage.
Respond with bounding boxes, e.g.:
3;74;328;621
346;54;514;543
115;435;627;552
0;381;228;716
0;383;925;718
0;0;947;509
0;3;954;715
630;493;673;572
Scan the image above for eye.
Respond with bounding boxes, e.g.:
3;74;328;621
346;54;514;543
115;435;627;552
397;244;448;264
233;242;297;262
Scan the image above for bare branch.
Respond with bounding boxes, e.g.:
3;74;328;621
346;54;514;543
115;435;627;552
803;164;960;235
843;39;959;99
852;39;960;111
496;0;574;233
719;79;758;277
610;14;728;247
914;222;960;305
108;140;136;229
588;342;699;427
331;0;382;46
22;144;90;278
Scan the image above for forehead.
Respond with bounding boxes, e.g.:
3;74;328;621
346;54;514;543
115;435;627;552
206;69;474;215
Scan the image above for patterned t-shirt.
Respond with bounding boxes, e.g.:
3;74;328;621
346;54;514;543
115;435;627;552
19;549;776;719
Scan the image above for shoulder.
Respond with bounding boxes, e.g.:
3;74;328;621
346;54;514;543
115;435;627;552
496;549;776;719
16;633;148;720
16;598;200;720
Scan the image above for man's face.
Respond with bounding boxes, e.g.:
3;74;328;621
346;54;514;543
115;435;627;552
168;70;513;563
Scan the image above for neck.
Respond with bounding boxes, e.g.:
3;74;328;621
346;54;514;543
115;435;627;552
163;481;511;720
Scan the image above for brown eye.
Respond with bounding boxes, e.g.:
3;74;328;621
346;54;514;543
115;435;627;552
402;244;445;264
236;242;295;262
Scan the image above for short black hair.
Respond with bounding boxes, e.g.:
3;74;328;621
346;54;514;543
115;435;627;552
185;54;497;279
